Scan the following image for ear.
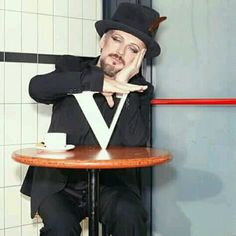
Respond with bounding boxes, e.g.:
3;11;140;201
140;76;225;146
99;33;107;50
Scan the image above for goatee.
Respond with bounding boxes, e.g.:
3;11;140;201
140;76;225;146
100;59;120;77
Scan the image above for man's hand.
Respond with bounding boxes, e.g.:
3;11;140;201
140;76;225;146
102;77;147;108
115;48;146;83
103;77;147;94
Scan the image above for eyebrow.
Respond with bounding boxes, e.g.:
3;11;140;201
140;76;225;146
112;33;141;50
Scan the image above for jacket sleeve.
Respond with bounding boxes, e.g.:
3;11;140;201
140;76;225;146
29;56;104;104
116;77;154;146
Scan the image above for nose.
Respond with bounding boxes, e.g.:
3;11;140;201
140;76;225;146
116;44;125;56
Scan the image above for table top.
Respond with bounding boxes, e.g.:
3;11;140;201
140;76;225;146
12;146;172;169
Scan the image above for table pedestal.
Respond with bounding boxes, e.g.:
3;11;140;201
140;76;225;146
88;169;100;236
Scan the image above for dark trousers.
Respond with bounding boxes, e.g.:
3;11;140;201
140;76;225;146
38;186;147;236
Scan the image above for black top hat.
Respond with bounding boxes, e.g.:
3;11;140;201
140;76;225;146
95;3;166;58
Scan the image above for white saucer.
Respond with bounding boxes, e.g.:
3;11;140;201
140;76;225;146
36;144;75;152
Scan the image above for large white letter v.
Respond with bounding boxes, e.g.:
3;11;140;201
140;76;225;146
73;92;127;149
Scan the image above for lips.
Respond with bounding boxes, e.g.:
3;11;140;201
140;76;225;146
109;54;124;65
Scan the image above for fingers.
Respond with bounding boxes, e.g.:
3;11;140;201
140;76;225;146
127;48;147;78
103;79;130;93
131;48;146;70
103;78;147;94
137;48;146;69
122;82;147;92
103;93;114;108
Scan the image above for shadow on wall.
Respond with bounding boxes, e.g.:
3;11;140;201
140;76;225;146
153;165;223;236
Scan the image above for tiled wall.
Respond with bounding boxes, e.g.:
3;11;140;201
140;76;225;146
0;0;102;235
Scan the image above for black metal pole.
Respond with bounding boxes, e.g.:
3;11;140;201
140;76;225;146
88;169;100;236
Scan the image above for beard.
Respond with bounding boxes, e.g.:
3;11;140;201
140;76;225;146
100;54;125;77
100;61;119;77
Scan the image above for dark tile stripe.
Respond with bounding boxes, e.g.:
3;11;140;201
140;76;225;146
5;52;37;63
0;51;95;65
0;51;61;64
0;52;4;61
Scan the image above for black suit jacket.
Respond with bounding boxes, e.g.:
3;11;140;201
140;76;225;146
21;55;153;218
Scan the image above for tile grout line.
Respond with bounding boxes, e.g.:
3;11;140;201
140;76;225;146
20;2;23;233
36;2;39;232
3;1;5;234
2;8;97;21
67;0;69;54
82;0;84;57
52;0;54;55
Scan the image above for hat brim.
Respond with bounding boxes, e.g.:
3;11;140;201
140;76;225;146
95;20;161;58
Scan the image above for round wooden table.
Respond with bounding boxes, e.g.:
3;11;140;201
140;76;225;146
12;146;172;236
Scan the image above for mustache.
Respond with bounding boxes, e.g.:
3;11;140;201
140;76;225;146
108;53;125;66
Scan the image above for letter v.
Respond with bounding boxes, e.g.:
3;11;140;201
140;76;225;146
73;92;127;149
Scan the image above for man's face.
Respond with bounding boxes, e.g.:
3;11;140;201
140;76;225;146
98;30;146;77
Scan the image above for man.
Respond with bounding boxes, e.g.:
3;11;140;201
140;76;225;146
21;3;166;236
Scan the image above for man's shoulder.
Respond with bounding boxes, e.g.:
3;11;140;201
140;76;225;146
55;55;96;72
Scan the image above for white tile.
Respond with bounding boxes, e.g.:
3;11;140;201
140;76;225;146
22;104;37;144
21;164;29;184
38;0;53;15
21;144;32;184
22;199;37;225
5;105;21;145
21;144;33;149
22;195;37;225
0;63;4;104
5;11;21;52
37;64;54;75
5;227;21;236
0;105;3;146
5;186;21;228
22;13;37;53
0;10;4;51
38;15;53;54
0;188;3;230
96;0;102;20
4;145;21;187
22;0;37;13
69;18;83;56
54;0;68;17
38;104;52;142
5;0;21;11
83;20;98;57
5;63;21;103
96;34;101;55
22;63;37;103
69;0;82;18
0;146;3;187
54;16;68;54
22;224;38;236
0;0;4;9
83;0;97;20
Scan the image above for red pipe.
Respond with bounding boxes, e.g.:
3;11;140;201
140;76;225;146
151;98;236;106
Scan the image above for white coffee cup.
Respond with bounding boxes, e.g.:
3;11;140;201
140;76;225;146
44;133;66;149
